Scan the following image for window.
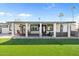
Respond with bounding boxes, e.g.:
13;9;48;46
60;24;63;32
9;24;11;31
30;24;39;31
47;24;53;31
0;25;2;27
2;24;8;28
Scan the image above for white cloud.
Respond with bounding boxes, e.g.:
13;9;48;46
45;3;64;11
0;12;12;16
18;13;32;17
75;14;79;19
47;4;56;9
44;3;56;10
6;13;12;16
0;12;5;16
73;14;79;22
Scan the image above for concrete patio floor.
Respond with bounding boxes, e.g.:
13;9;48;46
0;34;12;38
0;33;78;39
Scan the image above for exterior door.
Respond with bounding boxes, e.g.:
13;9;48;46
19;24;25;36
42;25;46;35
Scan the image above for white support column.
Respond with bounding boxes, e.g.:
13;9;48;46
29;24;30;32
53;23;56;37
39;23;42;37
12;23;14;36
68;23;71;37
25;23;28;37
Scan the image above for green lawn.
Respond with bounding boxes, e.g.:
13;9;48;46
0;38;79;56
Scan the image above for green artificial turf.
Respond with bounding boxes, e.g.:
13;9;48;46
0;38;79;56
0;45;79;56
1;38;79;45
0;38;10;43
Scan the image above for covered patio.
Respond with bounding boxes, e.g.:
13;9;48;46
7;21;76;38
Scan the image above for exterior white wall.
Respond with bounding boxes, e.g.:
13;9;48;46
2;28;9;33
56;24;60;32
62;24;67;32
56;23;68;32
71;23;76;31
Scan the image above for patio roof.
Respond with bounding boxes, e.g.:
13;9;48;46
7;20;76;23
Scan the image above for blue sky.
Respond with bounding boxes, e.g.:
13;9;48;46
0;3;79;22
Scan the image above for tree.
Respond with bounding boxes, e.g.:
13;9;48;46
70;6;76;21
58;12;64;35
58;12;64;21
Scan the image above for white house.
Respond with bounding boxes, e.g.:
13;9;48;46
0;20;77;38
